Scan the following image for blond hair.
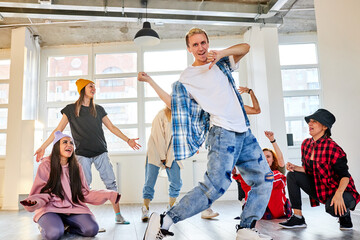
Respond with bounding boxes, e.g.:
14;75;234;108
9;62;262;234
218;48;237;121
185;27;209;47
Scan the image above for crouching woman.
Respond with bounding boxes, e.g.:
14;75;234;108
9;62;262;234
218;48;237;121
20;131;120;240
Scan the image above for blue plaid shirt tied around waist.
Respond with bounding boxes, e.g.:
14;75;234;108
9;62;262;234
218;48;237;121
171;56;250;161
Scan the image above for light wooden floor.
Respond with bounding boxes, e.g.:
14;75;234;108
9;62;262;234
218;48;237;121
1;200;359;240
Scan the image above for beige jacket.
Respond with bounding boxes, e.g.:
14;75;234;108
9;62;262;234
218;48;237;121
147;109;183;169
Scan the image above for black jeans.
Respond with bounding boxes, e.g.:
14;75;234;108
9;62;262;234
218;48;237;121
287;171;356;217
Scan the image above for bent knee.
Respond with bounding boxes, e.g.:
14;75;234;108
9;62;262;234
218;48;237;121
81;224;99;237
44;228;64;240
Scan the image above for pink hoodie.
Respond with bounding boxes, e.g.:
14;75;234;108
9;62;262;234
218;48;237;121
21;157;118;222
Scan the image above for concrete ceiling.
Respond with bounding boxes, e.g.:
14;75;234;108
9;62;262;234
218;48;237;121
0;0;316;48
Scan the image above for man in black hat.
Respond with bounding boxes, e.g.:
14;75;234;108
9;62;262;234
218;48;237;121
279;108;360;230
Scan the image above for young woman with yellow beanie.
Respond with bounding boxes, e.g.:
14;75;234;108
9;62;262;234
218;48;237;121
34;79;141;224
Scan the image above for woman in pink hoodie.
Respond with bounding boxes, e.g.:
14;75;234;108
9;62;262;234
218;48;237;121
20;131;120;240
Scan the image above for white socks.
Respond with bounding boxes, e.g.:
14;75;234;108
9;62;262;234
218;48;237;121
161;214;174;230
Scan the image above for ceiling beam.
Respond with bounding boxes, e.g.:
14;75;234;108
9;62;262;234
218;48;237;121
0;6;283;27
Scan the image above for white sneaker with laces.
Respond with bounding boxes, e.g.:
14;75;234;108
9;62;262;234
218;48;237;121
143;212;174;240
236;228;272;240
142;206;150;222
144;212;161;240
201;208;219;219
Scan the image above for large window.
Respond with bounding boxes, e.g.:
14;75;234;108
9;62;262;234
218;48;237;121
41;48;140;153
0;58;10;156
40;40;242;154
279;43;321;145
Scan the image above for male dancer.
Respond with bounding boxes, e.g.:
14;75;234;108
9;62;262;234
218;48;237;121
138;28;273;240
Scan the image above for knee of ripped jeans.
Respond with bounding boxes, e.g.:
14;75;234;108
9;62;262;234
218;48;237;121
265;171;274;182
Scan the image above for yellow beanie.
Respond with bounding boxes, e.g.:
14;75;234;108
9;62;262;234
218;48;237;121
75;79;95;94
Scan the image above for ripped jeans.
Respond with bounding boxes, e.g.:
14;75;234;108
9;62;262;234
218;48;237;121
167;126;273;228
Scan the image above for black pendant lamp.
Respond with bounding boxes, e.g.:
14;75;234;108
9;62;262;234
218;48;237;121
134;0;160;46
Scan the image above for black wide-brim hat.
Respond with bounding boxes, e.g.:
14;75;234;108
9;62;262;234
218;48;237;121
304;109;336;132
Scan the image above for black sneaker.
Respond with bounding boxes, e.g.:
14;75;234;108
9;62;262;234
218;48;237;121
339;214;353;230
279;215;307;229
143;212;174;240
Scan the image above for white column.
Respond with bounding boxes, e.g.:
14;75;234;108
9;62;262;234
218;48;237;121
2;27;40;210
244;26;288;161
314;0;360;195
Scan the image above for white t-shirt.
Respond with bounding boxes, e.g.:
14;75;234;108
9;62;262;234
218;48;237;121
179;56;248;133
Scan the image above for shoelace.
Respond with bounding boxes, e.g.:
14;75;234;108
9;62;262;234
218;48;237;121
155;230;165;240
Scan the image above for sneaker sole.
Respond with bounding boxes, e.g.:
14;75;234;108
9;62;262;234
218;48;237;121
279;224;307;229
143;213;160;240
340;227;353;231
116;221;130;224
201;213;219;219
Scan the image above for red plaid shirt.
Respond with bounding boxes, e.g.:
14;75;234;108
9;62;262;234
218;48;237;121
302;136;360;207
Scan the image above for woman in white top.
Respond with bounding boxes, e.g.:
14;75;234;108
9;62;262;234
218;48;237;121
141;107;183;222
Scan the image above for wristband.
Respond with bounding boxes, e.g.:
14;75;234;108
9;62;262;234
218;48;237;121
127;138;131;143
270;139;276;143
248;89;252;94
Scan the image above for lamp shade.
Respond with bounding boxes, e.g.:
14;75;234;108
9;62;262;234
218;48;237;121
134;21;160;46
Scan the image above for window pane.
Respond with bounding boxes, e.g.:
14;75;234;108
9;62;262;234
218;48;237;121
95;53;137;74
284;96;319;117
145;101;166;123
102;103;137;125
47;108;63;128
0;60;10;80
0;108;8;129
281;68;319;90
0;133;6;155
144;50;187;72
279;44;317;65
145;75;179;97
47;80;78;102
104;128;138;152
286;120;309;143
0;84;9;104
48;55;88;77
96;78;137;99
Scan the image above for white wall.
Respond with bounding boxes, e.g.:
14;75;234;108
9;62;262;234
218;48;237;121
244;27;288;159
2;27;40;210
315;0;360;210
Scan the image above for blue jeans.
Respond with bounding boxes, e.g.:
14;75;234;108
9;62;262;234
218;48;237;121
76;152;117;191
167;126;273;228
143;158;182;200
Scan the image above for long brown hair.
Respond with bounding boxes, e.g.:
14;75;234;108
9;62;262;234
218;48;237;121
164;106;171;122
74;87;97;118
40;141;85;204
263;148;279;171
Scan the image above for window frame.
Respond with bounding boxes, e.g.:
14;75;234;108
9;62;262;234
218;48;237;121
279;34;322;146
0;49;11;157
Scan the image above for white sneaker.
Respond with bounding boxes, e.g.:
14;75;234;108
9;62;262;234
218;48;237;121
143;212;174;240
115;213;130;224
236;228;272;240
201;208;219;219
142;205;150;222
